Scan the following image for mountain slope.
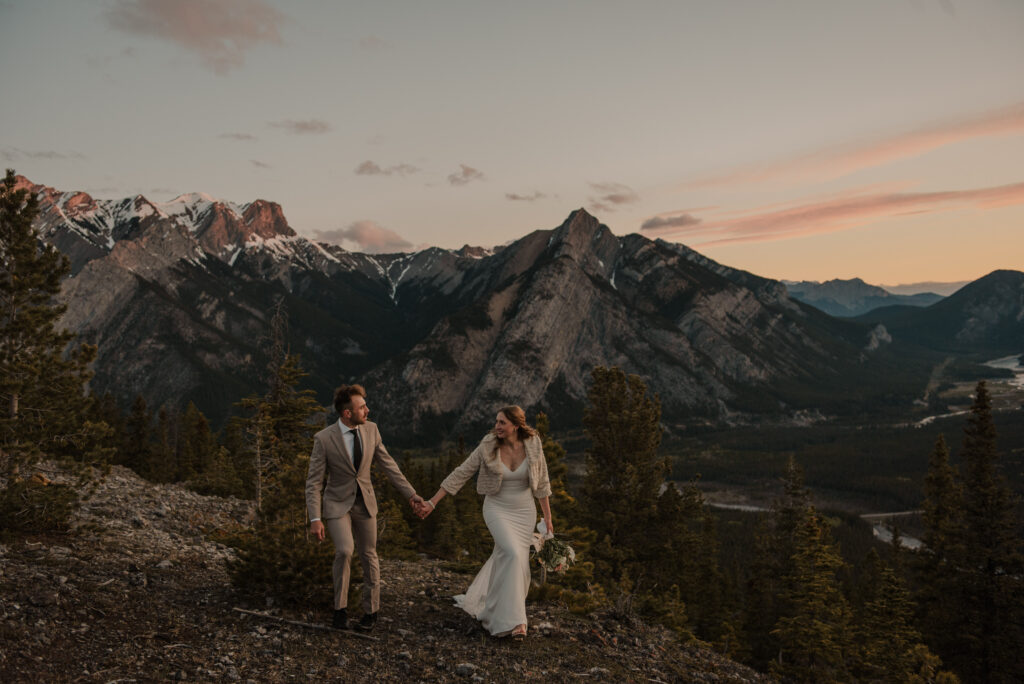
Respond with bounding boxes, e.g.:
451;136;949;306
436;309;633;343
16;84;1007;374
854;269;1024;356
25;178;946;436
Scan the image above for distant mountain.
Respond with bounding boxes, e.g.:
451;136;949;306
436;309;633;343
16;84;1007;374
881;281;969;297
24;177;952;440
853;269;1024;357
784;278;943;317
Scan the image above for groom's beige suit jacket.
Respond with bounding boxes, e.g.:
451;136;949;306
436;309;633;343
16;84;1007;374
305;420;415;520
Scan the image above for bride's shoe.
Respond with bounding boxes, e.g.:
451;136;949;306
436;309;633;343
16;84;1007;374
511;625;526;641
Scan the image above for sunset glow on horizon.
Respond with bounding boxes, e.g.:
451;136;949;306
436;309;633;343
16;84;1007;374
2;0;1021;286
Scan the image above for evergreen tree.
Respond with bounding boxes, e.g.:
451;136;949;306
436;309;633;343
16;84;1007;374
146;406;178;482
121;395;153;474
770;511;852;684
227;348;327;605
579;366;667;586
953;382;1023;683
177;401;218;481
0;169;98;474
852;549;943;682
529;412;603;613
916;433;964;662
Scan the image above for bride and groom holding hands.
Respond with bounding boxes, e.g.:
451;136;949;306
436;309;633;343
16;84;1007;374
305;384;553;640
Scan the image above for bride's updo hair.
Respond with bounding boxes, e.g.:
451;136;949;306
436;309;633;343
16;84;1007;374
497;405;537;441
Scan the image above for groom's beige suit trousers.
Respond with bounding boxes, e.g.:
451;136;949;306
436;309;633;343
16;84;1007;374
325;495;379;612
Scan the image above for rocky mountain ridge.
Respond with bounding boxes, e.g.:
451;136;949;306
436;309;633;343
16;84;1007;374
23;177;1005;438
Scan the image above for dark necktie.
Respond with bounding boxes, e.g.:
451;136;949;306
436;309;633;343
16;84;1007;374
351;429;362;472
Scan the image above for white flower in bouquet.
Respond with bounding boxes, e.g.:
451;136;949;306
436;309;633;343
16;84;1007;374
531;521;576;575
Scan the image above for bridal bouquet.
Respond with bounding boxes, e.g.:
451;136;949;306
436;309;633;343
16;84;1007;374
532;521;576;574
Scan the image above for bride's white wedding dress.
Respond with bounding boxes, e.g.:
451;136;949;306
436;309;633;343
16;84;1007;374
454;458;535;636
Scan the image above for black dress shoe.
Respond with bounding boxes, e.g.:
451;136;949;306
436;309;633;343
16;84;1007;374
332;608;349;630
355;612;377;632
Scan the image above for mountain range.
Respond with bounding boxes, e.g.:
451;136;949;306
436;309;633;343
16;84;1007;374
21;177;1023;442
784;278;945;317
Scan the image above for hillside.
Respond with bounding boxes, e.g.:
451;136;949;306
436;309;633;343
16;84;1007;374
23;176;947;438
0;465;768;683
854;269;1024;357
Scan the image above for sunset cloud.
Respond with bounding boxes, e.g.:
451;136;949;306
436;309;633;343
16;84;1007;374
105;0;285;75
644;181;1024;247
269;119;331;135
506;191;547;202
314;221;414;254
448;164;485;186
355;160;419;177
691;102;1024;188
640;213;701;230
2;147;86;161
588;182;639;213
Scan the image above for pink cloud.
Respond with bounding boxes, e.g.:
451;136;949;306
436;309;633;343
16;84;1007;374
691;102;1024;188
355;160;419;177
643;181;1024;247
269;119;331;135
448;164;485;186
588;182;639;213
314;221;413;254
106;0;285;75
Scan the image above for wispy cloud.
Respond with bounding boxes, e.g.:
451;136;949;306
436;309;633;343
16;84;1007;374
506;191;547;202
691;102;1024;188
268;119;331;135
2;147;86;161
220;132;257;141
105;0;285;75
448;164;485;186
355;160;419;177
643;181;1024;247
640;213;701;230
250;159;270;168
588;182;639;213
314;220;413;254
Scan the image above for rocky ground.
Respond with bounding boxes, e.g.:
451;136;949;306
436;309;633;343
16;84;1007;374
1;465;772;683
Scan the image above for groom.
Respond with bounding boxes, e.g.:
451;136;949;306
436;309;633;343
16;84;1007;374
306;384;427;631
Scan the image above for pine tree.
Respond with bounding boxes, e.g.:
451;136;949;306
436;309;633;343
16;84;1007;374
146;407;178;482
529;411;603;613
852;549;937;682
0;169;98;473
916;433;964;662
227;347;327;605
177;401;218;481
953;382;1023;683
579;366;667;586
770;511;852;684
121;395;153;474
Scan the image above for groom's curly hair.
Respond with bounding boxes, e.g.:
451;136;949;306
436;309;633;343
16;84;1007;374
333;384;366;415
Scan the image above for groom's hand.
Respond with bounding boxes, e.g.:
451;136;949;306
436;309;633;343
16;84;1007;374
310;520;325;542
409;495;427;518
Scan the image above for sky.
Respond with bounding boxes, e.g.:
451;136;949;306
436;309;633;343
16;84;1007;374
2;0;1022;286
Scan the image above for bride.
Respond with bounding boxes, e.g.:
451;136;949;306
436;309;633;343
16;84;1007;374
421;406;553;640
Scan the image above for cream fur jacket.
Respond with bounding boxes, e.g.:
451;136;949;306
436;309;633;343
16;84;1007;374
440;433;552;499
